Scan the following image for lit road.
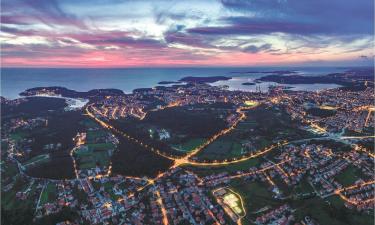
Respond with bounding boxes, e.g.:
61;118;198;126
85;103;270;169
333;180;375;205
155;189;169;225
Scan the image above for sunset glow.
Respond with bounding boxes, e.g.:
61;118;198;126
1;0;373;67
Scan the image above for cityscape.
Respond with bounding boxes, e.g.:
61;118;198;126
1;1;374;225
2;67;374;225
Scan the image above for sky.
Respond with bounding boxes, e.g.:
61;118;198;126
1;0;374;67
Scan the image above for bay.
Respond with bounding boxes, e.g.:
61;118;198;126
1;67;347;99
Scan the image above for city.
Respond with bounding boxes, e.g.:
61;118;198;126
1;68;374;225
1;0;374;224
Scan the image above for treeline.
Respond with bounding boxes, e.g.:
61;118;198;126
111;136;173;178
143;106;227;137
26;151;75;179
2;206;88;225
24;110;86;179
307;108;336;118
1;97;67;120
110;105;228;157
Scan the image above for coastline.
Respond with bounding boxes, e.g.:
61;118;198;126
19;94;89;110
1;67;351;99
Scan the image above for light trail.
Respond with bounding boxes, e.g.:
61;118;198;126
309;121;327;133
264;172;275;186
224;159;291;180
155;189;169;225
69;146;80;179
364;110;373;127
120;106;126;117
86;104;277;169
334;180;375;205
150;101;182;111
185;107;247;159
340;136;375;139
353;105;375;112
111;106;118;119
86;106;177;161
103;107;109;117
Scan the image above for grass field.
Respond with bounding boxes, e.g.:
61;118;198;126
334;166;362;186
23;154;50;167
229;180;283;225
111;104;230;157
291;178;315;195
292;196;373;225
40;182;57;205
195;105;313;161
228;178;373;225
171;138;206;152
1;176;28;210
10;131;28;142
103;182;121;200
75;147;111;169
1;161;19;182
196;139;244;160
80;119;100;129
87;143;115;151
86;130;108;143
75;128;115;170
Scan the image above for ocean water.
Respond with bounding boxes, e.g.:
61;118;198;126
1;67;348;99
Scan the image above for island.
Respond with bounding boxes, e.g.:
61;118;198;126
20;86;125;99
256;68;374;88
179;76;231;83
242;82;256;86
231;70;297;75
157;81;182;85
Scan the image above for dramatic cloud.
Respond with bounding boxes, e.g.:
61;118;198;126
0;0;373;67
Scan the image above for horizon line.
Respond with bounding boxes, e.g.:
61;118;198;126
1;65;373;70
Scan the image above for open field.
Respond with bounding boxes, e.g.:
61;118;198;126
111;136;173;177
40;182;57;205
75;147;111;169
334;165;363;186
170;138;206;152
23;154;50;167
196;105;314;161
229;180;283;225
110;103;230;156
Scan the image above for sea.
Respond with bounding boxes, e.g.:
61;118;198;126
1;67;351;99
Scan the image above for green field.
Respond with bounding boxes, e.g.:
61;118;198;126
80;119;100;129
75;127;116;170
229;180;283;225
195;105;313;161
111;104;230;157
87;143;115;151
334;166;362;186
291;178;315;196
10;131;28;142
75;147;111;169
103;181;121;200
171;138;206;152
86;130;109;143
292;196;373;225
229;179;373;225
40;182;57;205
196;139;244;160
1;161;19;182
23;154;50;167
